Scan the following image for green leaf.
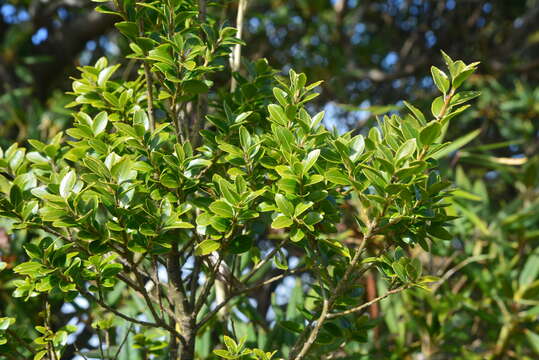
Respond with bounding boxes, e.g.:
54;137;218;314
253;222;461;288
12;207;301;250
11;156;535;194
147;44;174;66
453;63;479;89
213;349;236;359
26;151;48;165
273;88;288;106
431;96;445;118
34;350;47;360
519;248;539;288
349;135;365;162
427;224;452;240
195;240;221;256
163;221;194;230
101;263;123;278
271;215;293;229
395;139;417;162
451;91;481;106
440;50;454;71
325;168;350;185
196;212;213;226
279;320;304;333
59;170;76;198
115;21;138;38
295;202;313;217
228;235;253;254
114;122;139;139
304;212;323;226
13;261;44;276
275;194;294;217
526;329;539;354
239;126;251;150
10;184;22;208
420;121;441;145
290;227;305;242
302;149;320;173
268;104;288;126
274;126;294;154
431;66;450;94
97;65;120;87
209;200;234;218
403;101;426;125
0;317;15;330
92;111;108;135
183;79;209;95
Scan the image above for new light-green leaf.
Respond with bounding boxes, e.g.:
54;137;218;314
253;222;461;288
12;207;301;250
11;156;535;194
302;149;320;173
431;66;450;94
92;111;108;135
59;170;76;198
195;240;221;256
275;194;294;217
268;104;288;126
271;215;293;229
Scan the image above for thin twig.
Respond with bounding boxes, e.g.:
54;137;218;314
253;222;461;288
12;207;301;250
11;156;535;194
73;343;90;360
291;241;331;360
114;323;134;360
195;266;309;331
78;287;178;334
242;238;287;283
431;254;492;293
290;224;374;360
194;255;223;314
96;326;106;360
6;329;35;354
327;285;410;319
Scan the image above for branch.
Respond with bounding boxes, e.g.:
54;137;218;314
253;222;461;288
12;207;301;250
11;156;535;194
431;254;492;293
241;238;287;283
289;223;374;360
327;284;410;319
195;266;309;331
78;287;169;330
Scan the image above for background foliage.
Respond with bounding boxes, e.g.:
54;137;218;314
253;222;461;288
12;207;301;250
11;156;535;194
0;0;538;359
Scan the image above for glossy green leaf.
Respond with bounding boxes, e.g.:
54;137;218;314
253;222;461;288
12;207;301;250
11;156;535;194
195;240;221;256
271;215;293;229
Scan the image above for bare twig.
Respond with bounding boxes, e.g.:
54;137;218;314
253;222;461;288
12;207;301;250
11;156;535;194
114;323;134;360
195;266;310;331
432;254;492;293
289;224;374;360
242;238;287;283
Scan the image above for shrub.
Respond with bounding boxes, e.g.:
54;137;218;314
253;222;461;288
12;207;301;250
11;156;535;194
0;0;479;358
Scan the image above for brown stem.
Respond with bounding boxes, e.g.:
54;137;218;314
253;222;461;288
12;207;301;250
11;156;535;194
289;223;373;360
327;285;410;319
